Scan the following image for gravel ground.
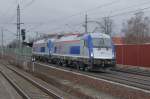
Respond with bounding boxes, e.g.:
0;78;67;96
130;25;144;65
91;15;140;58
34;63;120;99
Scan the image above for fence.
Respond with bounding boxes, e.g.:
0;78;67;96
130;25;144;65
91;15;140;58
1;45;150;68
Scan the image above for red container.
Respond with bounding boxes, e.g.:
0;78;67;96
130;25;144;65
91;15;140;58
116;44;150;67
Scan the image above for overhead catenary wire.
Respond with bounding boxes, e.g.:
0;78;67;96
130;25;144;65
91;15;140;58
24;0;150;34
15;0;150;27
23;0;150;26
90;0;150;17
0;0;36;25
2;0;150;26
23;0;120;31
113;0;150;13
5;0;144;33
3;0;150;39
50;2;150;32
0;1;18;25
107;6;150;18
22;0;36;9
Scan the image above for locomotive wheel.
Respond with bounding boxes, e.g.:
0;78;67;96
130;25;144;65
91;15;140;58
77;63;80;70
85;67;90;71
85;65;92;72
57;59;62;66
73;62;80;70
79;62;85;71
62;60;67;67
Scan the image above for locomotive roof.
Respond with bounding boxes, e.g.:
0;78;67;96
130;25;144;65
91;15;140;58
90;33;110;38
56;35;80;42
34;39;46;44
57;33;110;41
34;33;111;44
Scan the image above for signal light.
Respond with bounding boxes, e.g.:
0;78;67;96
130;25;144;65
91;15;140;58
21;29;26;41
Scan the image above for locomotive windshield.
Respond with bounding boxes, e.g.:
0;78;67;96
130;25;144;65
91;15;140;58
93;38;111;48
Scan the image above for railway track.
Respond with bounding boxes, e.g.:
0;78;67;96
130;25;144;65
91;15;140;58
2;58;150;99
36;62;150;92
91;71;150;91
0;64;63;99
82;69;150;91
111;67;150;77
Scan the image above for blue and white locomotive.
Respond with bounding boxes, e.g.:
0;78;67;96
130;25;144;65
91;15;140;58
32;33;116;70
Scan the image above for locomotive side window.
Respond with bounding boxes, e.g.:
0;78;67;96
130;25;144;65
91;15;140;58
54;46;57;53
40;47;45;52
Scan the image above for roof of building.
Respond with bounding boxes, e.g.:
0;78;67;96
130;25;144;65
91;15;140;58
112;37;124;45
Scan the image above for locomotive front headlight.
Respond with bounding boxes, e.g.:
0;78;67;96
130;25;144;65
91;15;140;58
91;52;94;57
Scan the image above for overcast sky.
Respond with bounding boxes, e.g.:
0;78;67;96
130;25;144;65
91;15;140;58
1;0;150;44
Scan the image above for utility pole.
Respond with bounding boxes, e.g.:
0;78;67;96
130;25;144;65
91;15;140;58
17;4;21;46
16;4;24;63
85;14;88;34
17;4;23;50
16;4;20;63
1;28;4;58
17;4;24;56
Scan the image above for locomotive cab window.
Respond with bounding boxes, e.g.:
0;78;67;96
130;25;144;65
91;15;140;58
93;38;111;48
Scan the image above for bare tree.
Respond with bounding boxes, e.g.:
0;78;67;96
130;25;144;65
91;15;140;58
122;11;150;44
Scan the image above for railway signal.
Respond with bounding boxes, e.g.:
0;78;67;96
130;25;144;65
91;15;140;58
21;29;26;41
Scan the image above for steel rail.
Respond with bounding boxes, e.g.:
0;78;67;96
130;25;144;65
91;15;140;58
0;71;31;99
36;62;150;91
4;64;63;99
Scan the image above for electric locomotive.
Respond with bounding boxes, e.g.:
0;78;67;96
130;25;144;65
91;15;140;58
32;33;116;71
